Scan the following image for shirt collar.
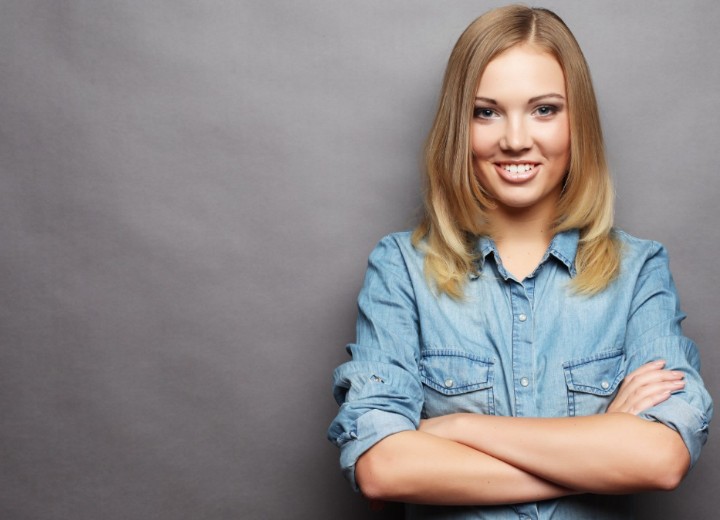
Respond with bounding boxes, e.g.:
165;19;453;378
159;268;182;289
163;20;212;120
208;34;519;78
547;228;579;277
473;228;579;279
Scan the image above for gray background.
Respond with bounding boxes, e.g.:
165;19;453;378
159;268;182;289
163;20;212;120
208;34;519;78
0;1;717;519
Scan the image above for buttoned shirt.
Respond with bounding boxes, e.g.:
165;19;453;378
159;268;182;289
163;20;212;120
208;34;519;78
328;229;712;519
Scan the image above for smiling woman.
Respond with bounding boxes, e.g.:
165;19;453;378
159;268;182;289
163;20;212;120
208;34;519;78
471;46;569;213
327;4;712;519
471;45;571;278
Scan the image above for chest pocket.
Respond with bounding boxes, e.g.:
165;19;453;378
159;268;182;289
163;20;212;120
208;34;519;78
563;349;625;417
419;349;495;418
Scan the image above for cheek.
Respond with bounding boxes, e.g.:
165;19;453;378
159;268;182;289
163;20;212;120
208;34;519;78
471;149;495;189
542;120;571;158
470;125;497;158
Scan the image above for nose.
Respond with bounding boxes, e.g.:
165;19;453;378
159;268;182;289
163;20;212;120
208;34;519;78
500;116;531;152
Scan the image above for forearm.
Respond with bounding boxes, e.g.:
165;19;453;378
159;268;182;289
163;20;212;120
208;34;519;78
425;413;690;494
355;430;577;505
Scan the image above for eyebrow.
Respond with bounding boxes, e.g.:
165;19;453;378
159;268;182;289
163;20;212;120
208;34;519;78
475;93;566;104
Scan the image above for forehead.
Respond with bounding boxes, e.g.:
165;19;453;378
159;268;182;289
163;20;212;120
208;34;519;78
476;44;566;98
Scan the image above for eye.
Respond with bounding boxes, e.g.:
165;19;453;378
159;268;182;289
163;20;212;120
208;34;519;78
533;105;558;117
473;107;498;120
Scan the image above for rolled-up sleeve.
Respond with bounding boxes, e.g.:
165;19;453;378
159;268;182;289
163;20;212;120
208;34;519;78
624;242;713;466
327;236;424;491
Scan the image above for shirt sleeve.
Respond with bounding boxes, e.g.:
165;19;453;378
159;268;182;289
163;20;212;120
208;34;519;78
623;242;713;467
327;235;425;491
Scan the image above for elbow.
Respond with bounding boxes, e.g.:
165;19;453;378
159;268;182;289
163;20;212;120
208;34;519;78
648;439;690;491
355;436;414;501
655;471;684;492
355;448;393;501
652;457;688;491
651;465;685;491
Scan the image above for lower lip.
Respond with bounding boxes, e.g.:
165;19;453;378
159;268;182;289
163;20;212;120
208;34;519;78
494;164;539;184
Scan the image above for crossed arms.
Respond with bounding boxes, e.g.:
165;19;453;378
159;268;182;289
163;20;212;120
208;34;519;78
355;361;690;505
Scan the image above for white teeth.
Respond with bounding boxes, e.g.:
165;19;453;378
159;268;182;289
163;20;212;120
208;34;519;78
502;164;533;173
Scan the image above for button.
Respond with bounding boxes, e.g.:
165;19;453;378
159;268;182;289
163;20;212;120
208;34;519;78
601;380;610;390
518;314;527;322
520;377;529;387
444;379;454;388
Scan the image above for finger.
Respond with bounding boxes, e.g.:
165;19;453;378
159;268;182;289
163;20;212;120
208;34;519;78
622;360;666;383
618;377;685;402
625;385;681;414
622;367;684;388
623;392;671;415
609;376;685;413
625;379;685;401
613;380;686;415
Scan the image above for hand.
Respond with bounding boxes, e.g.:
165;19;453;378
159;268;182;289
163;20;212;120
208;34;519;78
607;360;685;415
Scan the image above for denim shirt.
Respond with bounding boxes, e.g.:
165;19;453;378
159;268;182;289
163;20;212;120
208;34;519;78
328;229;712;519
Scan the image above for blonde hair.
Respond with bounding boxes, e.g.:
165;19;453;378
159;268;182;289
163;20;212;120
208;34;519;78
412;5;620;298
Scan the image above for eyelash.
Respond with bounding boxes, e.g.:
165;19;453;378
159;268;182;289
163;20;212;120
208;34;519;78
472;104;560;119
533;105;559;117
473;107;498;119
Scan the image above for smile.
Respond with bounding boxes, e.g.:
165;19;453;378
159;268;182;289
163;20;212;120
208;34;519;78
493;162;539;183
502;163;534;173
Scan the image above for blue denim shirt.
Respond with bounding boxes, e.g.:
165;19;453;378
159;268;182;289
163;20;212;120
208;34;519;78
328;229;712;519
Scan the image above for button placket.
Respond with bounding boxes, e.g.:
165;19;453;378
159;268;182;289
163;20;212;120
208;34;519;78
509;278;535;416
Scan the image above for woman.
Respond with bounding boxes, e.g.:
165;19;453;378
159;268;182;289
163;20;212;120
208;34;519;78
328;5;712;518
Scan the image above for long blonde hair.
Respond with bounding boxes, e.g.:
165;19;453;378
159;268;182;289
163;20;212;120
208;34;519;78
412;5;620;298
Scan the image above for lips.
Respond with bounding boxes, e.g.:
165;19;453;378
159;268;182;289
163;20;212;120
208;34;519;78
493;162;540;184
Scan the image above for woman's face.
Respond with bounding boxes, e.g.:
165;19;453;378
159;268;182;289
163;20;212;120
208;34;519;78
471;44;570;217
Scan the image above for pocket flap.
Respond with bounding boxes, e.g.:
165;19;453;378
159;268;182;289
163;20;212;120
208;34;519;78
563;349;625;396
420;350;494;395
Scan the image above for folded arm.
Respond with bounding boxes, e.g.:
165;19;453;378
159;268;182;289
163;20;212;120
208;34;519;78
419;412;689;494
355;429;576;505
357;361;689;501
418;360;690;494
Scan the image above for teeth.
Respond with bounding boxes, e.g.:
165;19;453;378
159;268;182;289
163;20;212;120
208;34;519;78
502;164;533;173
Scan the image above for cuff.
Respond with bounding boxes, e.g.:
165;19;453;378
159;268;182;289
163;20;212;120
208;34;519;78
639;397;710;467
339;409;416;492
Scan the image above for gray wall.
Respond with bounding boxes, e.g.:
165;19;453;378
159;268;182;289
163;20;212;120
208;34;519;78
0;1;717;519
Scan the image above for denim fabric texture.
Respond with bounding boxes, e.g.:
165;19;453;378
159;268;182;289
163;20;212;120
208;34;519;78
328;229;713;519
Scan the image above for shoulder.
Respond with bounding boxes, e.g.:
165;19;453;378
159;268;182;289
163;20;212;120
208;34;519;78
369;231;423;265
373;230;414;252
614;228;661;251
366;231;427;284
613;229;671;279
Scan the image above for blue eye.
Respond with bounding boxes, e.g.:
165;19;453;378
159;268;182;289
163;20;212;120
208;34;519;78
534;105;557;117
473;107;497;119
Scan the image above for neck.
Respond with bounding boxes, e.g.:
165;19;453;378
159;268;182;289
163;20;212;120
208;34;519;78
488;203;556;248
485;199;558;281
